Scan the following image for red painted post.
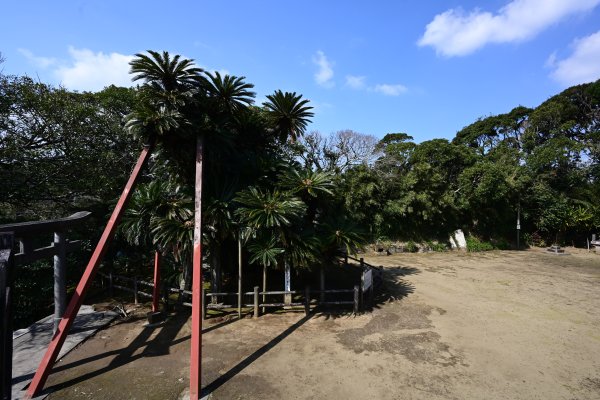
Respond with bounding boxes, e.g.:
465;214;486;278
189;135;204;400
25;143;154;399
152;251;161;313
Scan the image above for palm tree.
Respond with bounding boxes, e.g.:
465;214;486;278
235;186;310;306
205;71;255;114
264;90;314;142
130;50;204;93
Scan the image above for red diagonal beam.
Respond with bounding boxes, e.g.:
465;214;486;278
25;142;154;398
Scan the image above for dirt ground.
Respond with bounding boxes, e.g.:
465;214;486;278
41;248;600;400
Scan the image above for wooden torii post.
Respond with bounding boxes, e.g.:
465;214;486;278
0;211;91;333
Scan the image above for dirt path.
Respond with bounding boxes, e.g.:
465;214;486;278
42;249;600;399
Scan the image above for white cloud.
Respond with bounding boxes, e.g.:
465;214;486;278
418;0;600;57
54;47;134;91
312;50;334;88
550;31;600;86
373;84;408;96
345;75;366;89
18;48;57;68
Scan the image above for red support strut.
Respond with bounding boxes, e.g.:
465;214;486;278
25;143;154;399
189;135;204;400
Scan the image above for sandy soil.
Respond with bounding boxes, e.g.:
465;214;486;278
42;248;600;400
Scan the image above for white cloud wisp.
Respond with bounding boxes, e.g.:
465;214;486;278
418;0;600;57
550;30;600;86
55;47;134;91
313;50;334;88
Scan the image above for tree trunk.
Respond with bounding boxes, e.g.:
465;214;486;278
237;237;242;319
210;249;220;304
262;264;267;314
320;266;325;304
284;260;291;305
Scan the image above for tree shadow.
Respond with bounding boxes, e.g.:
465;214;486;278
370;265;419;311
36;309;242;395
201;313;312;397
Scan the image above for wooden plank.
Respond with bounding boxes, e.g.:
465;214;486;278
0;212;91;235
14;240;82;265
259;303;304;307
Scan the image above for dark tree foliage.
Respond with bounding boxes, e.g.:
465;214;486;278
0;75;139;221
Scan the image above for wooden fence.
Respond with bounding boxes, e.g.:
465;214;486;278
97;272;362;318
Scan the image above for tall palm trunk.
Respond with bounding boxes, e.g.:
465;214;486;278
262;264;267;314
284;260;291;305
190;134;204;400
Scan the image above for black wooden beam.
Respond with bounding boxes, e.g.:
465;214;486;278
0;212;91;235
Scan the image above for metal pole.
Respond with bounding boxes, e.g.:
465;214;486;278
516;204;521;250
53;231;66;334
25;142;154;399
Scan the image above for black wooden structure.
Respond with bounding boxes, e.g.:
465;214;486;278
0;212;90;400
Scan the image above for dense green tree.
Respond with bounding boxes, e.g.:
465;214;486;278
0;76;138;220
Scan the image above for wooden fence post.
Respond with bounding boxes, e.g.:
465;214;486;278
133;276;139;305
353;285;359;314
344;254;348;266
360;257;364;269
304;286;310;315
53;230;67;334
253;286;259;318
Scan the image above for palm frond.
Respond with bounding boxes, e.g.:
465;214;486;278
263;90;314;142
235;187;306;228
278;168;334;197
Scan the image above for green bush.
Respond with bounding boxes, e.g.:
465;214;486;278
424;240;447;252
405;240;418;253
466;236;494;252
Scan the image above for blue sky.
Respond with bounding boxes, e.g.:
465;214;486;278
2;0;600;142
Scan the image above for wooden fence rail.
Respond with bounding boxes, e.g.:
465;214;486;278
97;272;362;318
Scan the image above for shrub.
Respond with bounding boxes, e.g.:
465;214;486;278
466;236;494;252
431;241;448;252
405;240;418;253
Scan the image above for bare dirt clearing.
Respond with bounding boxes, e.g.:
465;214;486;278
42;249;600;399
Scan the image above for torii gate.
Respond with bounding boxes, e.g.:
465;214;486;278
24;141;205;399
